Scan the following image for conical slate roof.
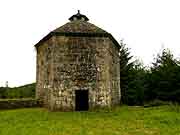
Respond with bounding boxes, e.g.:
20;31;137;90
53;10;107;34
35;11;120;48
53;20;107;34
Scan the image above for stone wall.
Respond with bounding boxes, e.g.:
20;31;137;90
36;35;120;111
109;40;121;105
36;37;54;107
0;99;41;110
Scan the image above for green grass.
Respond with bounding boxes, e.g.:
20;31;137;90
0;106;180;135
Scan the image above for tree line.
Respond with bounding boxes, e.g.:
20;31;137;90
0;83;35;99
120;40;180;105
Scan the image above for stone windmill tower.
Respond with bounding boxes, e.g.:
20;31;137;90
35;11;121;111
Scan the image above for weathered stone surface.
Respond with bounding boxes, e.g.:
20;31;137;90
35;13;121;111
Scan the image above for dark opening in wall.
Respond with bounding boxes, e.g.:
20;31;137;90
75;90;89;111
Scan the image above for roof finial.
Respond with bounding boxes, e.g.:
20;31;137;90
69;10;89;21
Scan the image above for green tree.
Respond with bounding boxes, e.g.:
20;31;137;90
148;48;180;102
125;60;147;105
119;40;134;104
119;40;149;105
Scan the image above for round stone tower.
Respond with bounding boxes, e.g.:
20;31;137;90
35;11;121;111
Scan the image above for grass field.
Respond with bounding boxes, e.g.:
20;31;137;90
0;105;180;135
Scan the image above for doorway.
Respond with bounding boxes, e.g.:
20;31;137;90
75;90;89;111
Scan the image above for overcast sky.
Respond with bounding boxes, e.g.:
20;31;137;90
0;0;180;87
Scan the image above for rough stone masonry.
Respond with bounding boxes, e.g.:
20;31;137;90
35;11;121;111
